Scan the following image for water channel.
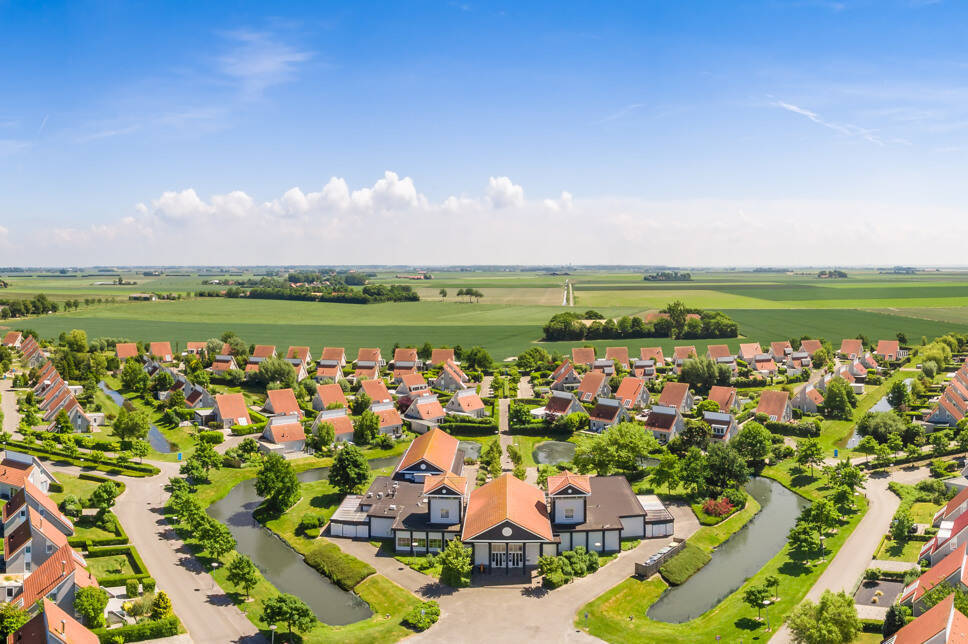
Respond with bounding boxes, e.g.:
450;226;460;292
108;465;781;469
206;456;400;625
97;381;174;453
532;440;576;465
846;378;913;448
647;477;810;623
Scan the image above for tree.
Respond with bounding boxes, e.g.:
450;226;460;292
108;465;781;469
679;356;729;394
679;447;707;497
732;421;772;463
463;346;493;372
199;517;236;560
256;453;301;513
328;443;370;494
261;593;316;636
131;439;150;463
765;574;780;601
883;604;911;638
888;432;904;460
856;435;879;464
255;355;297;389
573;422;658;475
822;378;854;419
0;603;29;637
704;442;749;492
350;391;371;416
931;429;951;456
151;591;174;619
439;538;472;587
787;520;820;557
54;408;72;433
796;438;824;477
887;380;912;410
787;590;860;644
89;481;119;523
353;410;380;445
648;451;680;494
311;421;335;450
438;288;447;298
190;441;223;478
151;369;174;394
112;407;150;443
227;554;259;600
681;419;712;451
744;585;771;621
891;509;914;543
74;586;109;627
808;498;838;559
120;358;148;392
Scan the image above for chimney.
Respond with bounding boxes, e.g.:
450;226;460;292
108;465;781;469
59;619;66;634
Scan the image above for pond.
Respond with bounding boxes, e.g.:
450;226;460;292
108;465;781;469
532;440;576;465
457;440;482;461
847;378;913;447
646;477;810;623
206;455;400;625
97;381;173;453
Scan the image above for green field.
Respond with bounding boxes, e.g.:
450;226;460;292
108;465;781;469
5;269;968;358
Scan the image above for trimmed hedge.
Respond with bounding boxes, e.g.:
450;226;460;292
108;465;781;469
92;615;180;642
764;420;821;438
230;422;264;436
440;422;498;435
68;511;129;549
659;542;711;586
1;439;159;477
197;430;225;445
86;544;150;586
860;618;885;634
304;541;375;590
78;472;127;495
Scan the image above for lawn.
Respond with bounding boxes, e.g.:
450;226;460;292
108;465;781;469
48;472;102;504
874;538;924;562
86;552;136;578
73;515;120;542
911;501;941;525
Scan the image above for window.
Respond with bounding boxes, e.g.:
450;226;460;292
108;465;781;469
439;508;450;519
19;510;25;519
5;588;12;598
396;535;411;548
46;543;53;554
769;415;777;421
24;562;30;572
25;546;30;554
564;508;575;519
428;537;442;550
414;536;427;549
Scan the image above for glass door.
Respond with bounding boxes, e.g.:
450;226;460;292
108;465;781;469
490;544;506;568
508;543;523;567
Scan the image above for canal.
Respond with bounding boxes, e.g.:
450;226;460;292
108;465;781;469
97;381;174;453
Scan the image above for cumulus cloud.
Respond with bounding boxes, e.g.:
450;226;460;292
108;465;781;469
485;176;524;208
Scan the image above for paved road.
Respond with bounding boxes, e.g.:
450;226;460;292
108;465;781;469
334;502;699;644
518;376;534;399
769;465;930;643
0;379;18;435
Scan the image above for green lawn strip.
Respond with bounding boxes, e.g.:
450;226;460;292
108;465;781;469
86;553;136;578
507;432;578;468
911;501;941;525
48;472;102;504
657;543;709;586
72;515;119;542
874;538;923;562
578;492;869;642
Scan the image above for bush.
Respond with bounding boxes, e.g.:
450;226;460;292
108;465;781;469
60;494;83;518
198;430;225;445
125;579;140;597
92;615;180;643
659;542;711;585
702;497;735;517
230;423;264;436
722;487;747;507
403;600;440;631
142;577;156;593
303;542;375;590
298;514;321;536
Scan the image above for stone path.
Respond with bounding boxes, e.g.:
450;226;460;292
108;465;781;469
517;376;534;398
480;375;493;398
497;398;512;470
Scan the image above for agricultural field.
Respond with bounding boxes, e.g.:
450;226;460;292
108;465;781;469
4;269;968;358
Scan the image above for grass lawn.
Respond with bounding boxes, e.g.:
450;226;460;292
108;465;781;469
73;515;120;542
911;501;941;525
821;368;912;455
48;472;102;504
874;538;924;562
507;432;577;468
101;374;197;462
86;553;136;578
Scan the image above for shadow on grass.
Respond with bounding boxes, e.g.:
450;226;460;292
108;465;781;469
735;616;765;631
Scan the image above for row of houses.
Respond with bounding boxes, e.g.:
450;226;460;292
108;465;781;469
30;360;103;433
329;428;675;568
924;362;968;427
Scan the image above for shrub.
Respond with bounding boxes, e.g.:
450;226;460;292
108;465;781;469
298;514;321;536
303;542;375;590
660;542;711;585
722;487;747;507
702;497;735;517
142;577;156;593
403;600;440;631
198;430;225;445
125;579;140;597
60;494;83;518
91;615;180;643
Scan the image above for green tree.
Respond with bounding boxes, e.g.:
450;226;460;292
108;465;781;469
74;586;109;627
679;446;707;497
856;435;879;464
648;451;680;494
891;508;914;543
89;481;119;523
312;421;335;450
112;407;150;443
54;408;72;433
732;421;772;463
0;603;29;637
808;498;838;559
438;288;447;298
350;391;372;416
888;432;904;459
120;358;148;392
704;442;749;492
227;554;259;599
887;380;912;410
743;584;770;620
439;538;472;587
256;453;301;513
787;520;820;557
764;574;780;601
150;591;174;619
65;328;88;352
255;355;297;389
199;517;236;560
261;593;316;636
931;429;951;456
795;438;824;477
131;438;150;463
787;590;860;644
463;346;494;371
679;356;729;394
883;604;911;638
328;443;371;494
822;378;853;420
353;410;380;445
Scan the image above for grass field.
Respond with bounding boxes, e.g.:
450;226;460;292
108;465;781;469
6;269;968;358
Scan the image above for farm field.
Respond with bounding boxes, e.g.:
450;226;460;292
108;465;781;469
5;269;968;358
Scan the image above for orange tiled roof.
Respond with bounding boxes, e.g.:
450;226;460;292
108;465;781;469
461;474;553;541
397;428;459;473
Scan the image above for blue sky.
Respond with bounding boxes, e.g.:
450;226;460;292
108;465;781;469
1;1;967;265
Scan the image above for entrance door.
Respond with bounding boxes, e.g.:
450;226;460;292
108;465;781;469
508;543;523;567
490;544;506;568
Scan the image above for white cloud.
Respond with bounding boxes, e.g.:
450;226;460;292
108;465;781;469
485;176;524;208
217;30;313;97
773;100;885;145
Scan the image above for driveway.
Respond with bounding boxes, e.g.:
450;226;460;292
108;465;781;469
0;379;18;434
517;376;534;399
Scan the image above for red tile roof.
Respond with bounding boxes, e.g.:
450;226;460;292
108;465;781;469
577;371;607;397
149;342;172;359
770;341;792;356
461;474;553;541
357;348;381;363
399;373;427;389
738;343;762;360
900;542;967;605
799;339;823;355
394;348;418;363
215;393;250;424
640;347;664;363
706;344;732;360
429;348;455;366
840;339;863;356
450;390;485;413
571;347;595;365
286;346;311;363
877;339;901;356
374;405;403;429
252;345;276;358
115;343;138;360
707;386;737;411
320;347;345;362
2;331;22;346
892;593;968;644
315;383;346;408
423;473;467;495
360;379;392;403
18;544;95;608
757;390;790;419
672;346;697;362
410;397;445;420
397;428;460;473
547;471;591;495
614;377;645;407
266;388;300;416
265;420;306;444
658;382;690;408
604;347;629;367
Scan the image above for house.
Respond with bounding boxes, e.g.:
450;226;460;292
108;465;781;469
753;354;778;377
548;473;656;552
630;359;657;380
18;336;45;368
311;408;355;443
10;598;98;643
900;543;968;616
356;348;385;372
445;389;487;418
392;348;421;379
657;381;694;412
885;593;968;644
874;340;910;362
571;348;596;368
706;344;738;374
3;506;69;574
404;395;447;431
395;373;429;397
373;402;404;436
185;341;208;355
785;351;812;374
213;393;251;429
756;390;792;423
2;482;74;541
149;342;173;362
706;386;739;412
615;377;649;410
286;346;313;368
935;488;968;527
770;341;793;361
926;396;964;427
115;342;138;362
847;360;868;383
261;415;306;453
590;359;615;376
0;452;59;498
542;391;585;421
393;428;464;483
172;376;214;409
210;353;239;375
371;473;468;554
264;388;302;418
316;347;346;381
671;346;697;374
313;383;347;411
705;411;737;441
245;345;277;374
588;399;627;432
643;405;685;443
360;379;393;405
462;474;556;571
576;371;610;403
605;347;629;369
799;339;823;356
640;347;665;365
737;343;762;364
550;360;582;391
839;339;863;360
429;348;455;367
792;384;824;414
432;360;469;393
8;543;97;614
2;331;23;348
921;510;968;566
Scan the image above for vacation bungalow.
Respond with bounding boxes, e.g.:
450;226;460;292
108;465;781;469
149;342;173;363
210;353;239;375
372;402;404;436
706;344;738;374
393;428;464;483
640;347;665;365
630;359;657;380
590;359;616;377
316;347;346;381
445;389;487;419
543;391;585;421
404;394;447;432
756;390;792;423
260;415;306;453
429;348;455;367
2;331;22;348
263;388;302;418
115;342;138;362
0;452;58;498
2;506;69;574
839;339;863;360
770;341;793;361
705;411;738;442
605;347;629;370
786;351;812;375
884;593;968;644
657;382;694;412
311;408;355;443
392;348;421;379
433;360;469;393
706;385;739;412
395;373;429;397
615;377;649;410
799;339;823;356
245;345;276;374
926;397;964;428
10;599;97;643
550;360;582;391
935;488;968;527
588;398;627;432
671;346;696;374
360;379;394;405
737;343;762;364
900;543;968;616
213;393;251;429
920;510;968;566
576;371;610;403
643;405;685;443
313;383;347;410
753;354;778;377
571;347;596;368
876;340;907;362
7;543;97;614
792;384;824;414
355;348;385;375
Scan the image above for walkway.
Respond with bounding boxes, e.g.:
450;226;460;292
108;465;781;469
0;379;18;435
333;502;699;644
497;398;512;470
770;465;929;643
517;376;534;399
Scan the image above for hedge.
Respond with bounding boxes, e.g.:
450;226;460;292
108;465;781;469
230;422;264;436
86;544;150;586
68;511;129;549
509;422;555;434
304;541;375;590
197;430;225;445
78;472;127;495
764;420;821;438
0;439;159;477
860;618;884;634
440;422;498;435
659;542;711;586
92;615;180;642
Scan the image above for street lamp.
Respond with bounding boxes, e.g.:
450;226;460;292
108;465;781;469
763;599;772;632
270;624;277;644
